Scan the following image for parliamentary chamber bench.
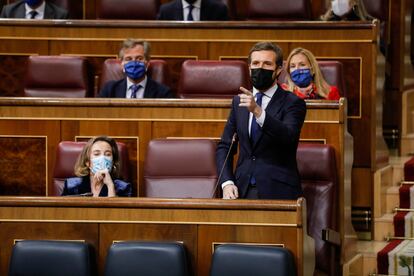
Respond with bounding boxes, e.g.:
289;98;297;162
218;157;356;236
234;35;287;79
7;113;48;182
0;19;384;215
0;16;386;275
0;97;354;274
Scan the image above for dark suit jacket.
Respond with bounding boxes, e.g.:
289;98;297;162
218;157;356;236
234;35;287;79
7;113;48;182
61;176;132;197
0;1;69;19
216;86;306;199
99;77;174;98
157;0;228;20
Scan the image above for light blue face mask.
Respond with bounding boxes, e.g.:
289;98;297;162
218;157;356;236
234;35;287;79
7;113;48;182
90;155;113;174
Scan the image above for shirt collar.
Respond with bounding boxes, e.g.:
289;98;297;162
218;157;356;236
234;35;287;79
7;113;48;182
181;0;201;9
127;76;147;90
25;1;46;17
253;83;278;99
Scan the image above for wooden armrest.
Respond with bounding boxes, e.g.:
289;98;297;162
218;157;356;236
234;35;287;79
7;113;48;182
322;228;341;246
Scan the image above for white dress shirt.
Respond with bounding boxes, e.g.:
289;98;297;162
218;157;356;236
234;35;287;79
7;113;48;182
181;0;201;21
221;84;279;189
126;76;147;99
248;84;278;135
25;2;46;19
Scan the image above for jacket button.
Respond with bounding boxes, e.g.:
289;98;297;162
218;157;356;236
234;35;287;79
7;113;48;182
252;156;256;160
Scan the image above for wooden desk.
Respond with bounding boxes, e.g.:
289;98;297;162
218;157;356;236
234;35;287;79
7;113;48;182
0;197;315;276
0;97;356;263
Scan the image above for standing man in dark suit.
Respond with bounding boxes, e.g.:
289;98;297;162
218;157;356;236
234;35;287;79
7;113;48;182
0;0;69;19
157;0;228;21
216;42;306;200
99;39;173;99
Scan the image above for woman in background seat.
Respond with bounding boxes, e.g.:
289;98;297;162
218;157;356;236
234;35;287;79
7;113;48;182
62;136;131;197
282;47;340;100
320;0;373;21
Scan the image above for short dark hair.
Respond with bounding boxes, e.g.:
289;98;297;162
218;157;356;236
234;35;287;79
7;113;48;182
247;42;283;67
119;38;151;61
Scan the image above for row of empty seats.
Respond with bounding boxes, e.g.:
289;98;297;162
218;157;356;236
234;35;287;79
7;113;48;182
53;139;339;275
24;55;347;98
8;240;295;276
0;0;388;22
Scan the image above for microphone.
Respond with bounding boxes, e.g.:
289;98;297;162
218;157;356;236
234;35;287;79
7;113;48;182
211;133;237;198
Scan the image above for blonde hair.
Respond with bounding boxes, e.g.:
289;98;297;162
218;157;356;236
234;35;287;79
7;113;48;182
74;136;121;179
285;48;331;98
321;0;372;21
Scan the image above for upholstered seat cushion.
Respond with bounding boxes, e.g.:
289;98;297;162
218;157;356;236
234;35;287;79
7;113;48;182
105;241;189;276
210;244;296;276
24;55;89;98
247;0;312;20
177;60;251;98
9;240;95;276
144;139;218;198
96;0;159;19
297;143;338;275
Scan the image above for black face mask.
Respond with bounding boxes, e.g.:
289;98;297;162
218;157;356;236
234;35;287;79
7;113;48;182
185;0;197;4
251;68;275;91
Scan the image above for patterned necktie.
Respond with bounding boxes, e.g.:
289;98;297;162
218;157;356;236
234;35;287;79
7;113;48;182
29;10;38;19
130;84;141;99
250;92;264;144
187;4;194;21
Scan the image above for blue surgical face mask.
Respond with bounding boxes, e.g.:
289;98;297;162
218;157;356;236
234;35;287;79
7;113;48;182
90;155;113;174
124;61;146;80
290;68;313;88
25;0;43;7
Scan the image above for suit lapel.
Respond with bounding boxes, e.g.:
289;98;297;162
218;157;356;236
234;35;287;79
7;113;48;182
236;97;251;149
200;0;208;20
143;78;155;98
44;3;55;19
15;3;26;18
252;86;287;149
175;0;184;20
117;79;128;98
266;86;287;119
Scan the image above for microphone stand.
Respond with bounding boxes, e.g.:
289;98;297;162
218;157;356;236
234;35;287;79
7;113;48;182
211;133;237;198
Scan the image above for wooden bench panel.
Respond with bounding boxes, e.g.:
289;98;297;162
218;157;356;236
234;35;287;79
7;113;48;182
0;197;313;276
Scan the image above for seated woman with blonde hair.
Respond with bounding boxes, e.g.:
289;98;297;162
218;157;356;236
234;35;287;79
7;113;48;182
61;136;131;197
320;0;373;21
282;47;340;100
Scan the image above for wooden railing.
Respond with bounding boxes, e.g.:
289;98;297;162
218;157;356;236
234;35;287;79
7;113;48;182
0;196;314;276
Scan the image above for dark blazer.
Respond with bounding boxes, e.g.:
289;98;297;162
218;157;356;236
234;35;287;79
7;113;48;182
157;0;228;20
216;86;306;199
0;1;69;19
99;77;174;98
61;176;132;197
